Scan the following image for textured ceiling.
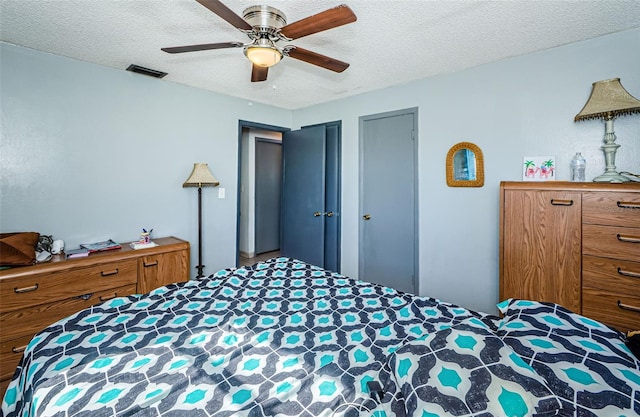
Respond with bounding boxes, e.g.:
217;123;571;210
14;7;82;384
2;0;640;110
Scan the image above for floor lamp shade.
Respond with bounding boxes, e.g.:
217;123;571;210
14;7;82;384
183;163;219;278
183;163;220;188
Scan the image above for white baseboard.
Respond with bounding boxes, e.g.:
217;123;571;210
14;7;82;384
239;251;255;258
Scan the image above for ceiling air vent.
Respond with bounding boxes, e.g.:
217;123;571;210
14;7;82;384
126;64;167;78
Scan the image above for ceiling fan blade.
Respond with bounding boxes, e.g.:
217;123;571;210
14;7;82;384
251;65;269;82
286;46;349;73
196;0;252;31
280;4;356;40
161;41;243;54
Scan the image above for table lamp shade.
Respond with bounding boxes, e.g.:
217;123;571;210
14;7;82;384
574;78;640;183
575;78;640;121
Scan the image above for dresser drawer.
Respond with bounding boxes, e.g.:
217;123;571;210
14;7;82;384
583;255;640;289
0;283;136;343
582;289;640;333
0;334;32;382
582;255;640;332
583;191;640;228
582;224;640;263
0;260;137;313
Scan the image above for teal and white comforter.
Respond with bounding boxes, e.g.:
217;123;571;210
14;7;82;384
2;258;639;417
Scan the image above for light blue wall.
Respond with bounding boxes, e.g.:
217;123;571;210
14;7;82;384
0;42;291;275
292;28;640;314
1;28;639;314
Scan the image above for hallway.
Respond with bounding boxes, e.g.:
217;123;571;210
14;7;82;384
238;250;281;267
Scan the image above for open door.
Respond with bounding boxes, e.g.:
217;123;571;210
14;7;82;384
281;123;340;271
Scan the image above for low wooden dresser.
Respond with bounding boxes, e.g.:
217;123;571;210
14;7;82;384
500;182;640;332
0;236;190;395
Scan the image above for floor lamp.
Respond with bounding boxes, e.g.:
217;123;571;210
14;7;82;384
183;163;219;278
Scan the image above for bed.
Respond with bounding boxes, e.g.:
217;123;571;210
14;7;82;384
2;257;639;417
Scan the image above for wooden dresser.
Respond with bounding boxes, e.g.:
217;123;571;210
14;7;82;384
499;181;640;332
0;236;190;395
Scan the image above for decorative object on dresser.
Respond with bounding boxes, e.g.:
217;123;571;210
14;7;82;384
499;181;640;332
183;163;219;278
130;228;158;250
574;78;640;183
51;239;64;255
522;156;555;181
0;236;189;396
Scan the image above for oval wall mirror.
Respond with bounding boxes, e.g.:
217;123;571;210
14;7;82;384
446;142;484;187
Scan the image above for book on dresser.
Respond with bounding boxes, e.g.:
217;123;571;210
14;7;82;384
80;239;121;252
65;248;90;258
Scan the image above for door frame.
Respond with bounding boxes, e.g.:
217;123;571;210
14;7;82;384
358;107;419;292
236;120;290;266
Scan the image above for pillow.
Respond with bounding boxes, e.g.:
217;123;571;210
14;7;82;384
390;319;563;417
496;298;625;339
0;232;40;266
496;299;640;415
495;299;632;362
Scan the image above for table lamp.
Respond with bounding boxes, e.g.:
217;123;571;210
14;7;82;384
574;78;640;182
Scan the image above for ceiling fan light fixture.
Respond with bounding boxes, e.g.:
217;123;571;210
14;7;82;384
162;1;357;81
245;41;282;68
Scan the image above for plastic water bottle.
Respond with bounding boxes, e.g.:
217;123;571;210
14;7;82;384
570;152;586;182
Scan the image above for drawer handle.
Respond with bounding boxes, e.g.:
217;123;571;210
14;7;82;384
14;284;39;294
100;293;118;302
617;300;640;313
550;199;573;206
144;261;159;268
616;234;640;244
75;293;94;301
100;268;119;277
618;267;640;279
12;345;27;354
617;201;640;209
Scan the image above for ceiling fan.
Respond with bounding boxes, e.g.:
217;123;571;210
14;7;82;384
161;0;357;82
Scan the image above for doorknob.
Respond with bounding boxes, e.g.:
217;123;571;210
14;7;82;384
326;211;334;217
363;214;371;220
313;212;322;217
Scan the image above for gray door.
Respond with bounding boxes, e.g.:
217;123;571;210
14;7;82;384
281;125;326;267
255;139;282;254
359;108;418;293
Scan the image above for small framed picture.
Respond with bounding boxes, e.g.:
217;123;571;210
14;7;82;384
523;156;555;181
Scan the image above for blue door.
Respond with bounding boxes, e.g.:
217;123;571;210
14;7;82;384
281;124;341;271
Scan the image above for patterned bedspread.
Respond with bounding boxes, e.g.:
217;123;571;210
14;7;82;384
2;258;639;417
